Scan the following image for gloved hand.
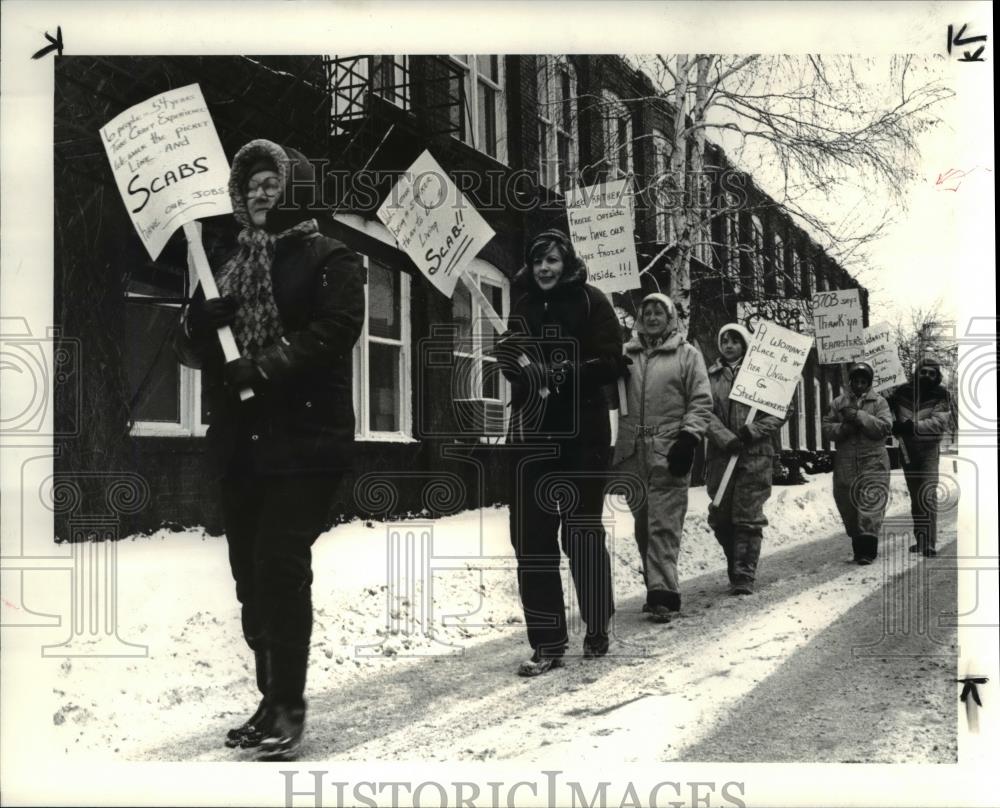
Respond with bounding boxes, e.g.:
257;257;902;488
224;358;266;394
840;406;859;423
187;295;237;336
892;419;914;437
616;354;634;380
724;435;743;454
667;431;699;477
737;424;755;444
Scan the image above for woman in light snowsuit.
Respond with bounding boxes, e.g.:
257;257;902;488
704;323;785;595
613;293;713;621
498;229;622;676
822;362;892;565
174;139;365;759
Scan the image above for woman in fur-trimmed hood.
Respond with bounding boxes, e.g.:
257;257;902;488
613;292;713;618
495;229;623;676
174;138;365;761
704;322;786;595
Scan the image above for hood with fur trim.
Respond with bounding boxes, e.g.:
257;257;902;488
228;139;322;234
914;355;944;387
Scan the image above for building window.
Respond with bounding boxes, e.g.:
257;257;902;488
651;128;672;243
371;55;410;109
450;260;510;439
800;251;813;297
449;55;507;162
746;214;764;297
354;257;412;440
600;89;632;179
725;193;741;290
788;246;801;297
126;261;209;437
536;56;578;193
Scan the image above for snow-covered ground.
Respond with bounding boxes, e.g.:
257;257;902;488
6;471;914;761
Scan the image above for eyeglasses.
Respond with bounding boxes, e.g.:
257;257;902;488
246;177;282;198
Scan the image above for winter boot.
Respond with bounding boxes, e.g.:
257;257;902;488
856;534;878;565
517;648;565;677
257;704;306;762
257;644;309;761
663;591;681;613
583;625;610;658
226;647;271;749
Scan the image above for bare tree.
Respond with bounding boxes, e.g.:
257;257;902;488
624;54;953;333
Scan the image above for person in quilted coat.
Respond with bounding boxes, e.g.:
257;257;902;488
613;293;713;620
822;362;893;565
704;323;786;595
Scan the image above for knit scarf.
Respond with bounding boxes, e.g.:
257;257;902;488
217;219;318;357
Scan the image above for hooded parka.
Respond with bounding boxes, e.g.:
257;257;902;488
704;323;786;590
612;293;713;610
822;362;892;561
888;357;953;552
498;236;622;656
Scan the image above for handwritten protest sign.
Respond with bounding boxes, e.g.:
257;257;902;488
100;84;232;260
864;321;907;392
738;299;814;336
377;150;495;298
812;288;864;364
730;320;813;419
565;179;640;294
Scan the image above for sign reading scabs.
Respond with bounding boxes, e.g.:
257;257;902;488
730;320;813;418
100;84;233;259
377;150;495;298
812;288;864;364
864;321;908;392
565;179;640;294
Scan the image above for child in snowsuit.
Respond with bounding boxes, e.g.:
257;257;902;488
704;323;785;595
822;362;892;565
613;293;713;621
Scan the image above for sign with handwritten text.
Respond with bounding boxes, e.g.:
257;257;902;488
730;320;813;418
738;298;814;336
811;288;864;364
377;150;495;298
100;84;232;259
565;179;640;294
864;321;907;393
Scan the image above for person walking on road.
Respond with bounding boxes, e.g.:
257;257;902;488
888;356;953;557
612;293;712;620
823;362;892;565
704;323;785;595
498;229;623;676
174;139;365;760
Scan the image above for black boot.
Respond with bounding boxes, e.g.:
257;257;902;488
226;647;272;749
257;644;309;761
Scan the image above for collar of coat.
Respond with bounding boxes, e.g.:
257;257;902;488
625;330;685;355
708;357;743;376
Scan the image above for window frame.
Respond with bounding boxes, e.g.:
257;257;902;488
651;127;672;244
536;56;579;193
448;55;508;163
600;89;633;180
353;255;414;443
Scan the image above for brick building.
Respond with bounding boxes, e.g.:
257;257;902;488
54;54;868;537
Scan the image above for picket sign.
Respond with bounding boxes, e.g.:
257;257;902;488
100;84;254;400
183;222;252;401
711;407;757;508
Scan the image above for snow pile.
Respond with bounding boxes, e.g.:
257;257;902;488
35;472;911;760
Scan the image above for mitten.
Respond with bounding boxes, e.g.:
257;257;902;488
223;358;266;394
893;419;915;437
667;431;699;477
737;424;755;444
187;295;237;336
724;435;743;454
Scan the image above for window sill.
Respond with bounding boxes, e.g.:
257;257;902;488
355;433;419;444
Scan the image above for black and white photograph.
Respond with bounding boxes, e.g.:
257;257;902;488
0;2;996;806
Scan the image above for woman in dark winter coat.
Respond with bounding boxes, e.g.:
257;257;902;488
613;293;712;620
496;229;623;676
822;362;892;565
174;139;365;760
704;323;784;595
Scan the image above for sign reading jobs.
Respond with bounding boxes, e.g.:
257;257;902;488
566;179;640;294
100;83;232;259
864;321;907;392
730;320;813;418
377;150;495;298
812;288;864;364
